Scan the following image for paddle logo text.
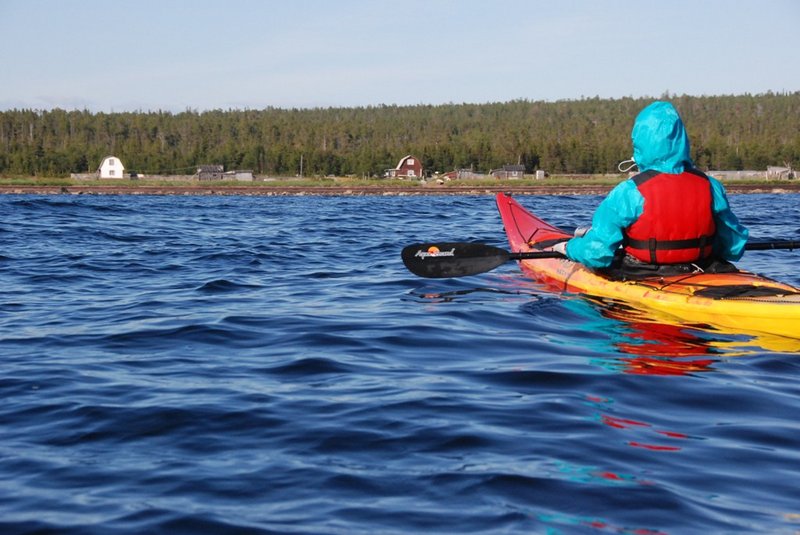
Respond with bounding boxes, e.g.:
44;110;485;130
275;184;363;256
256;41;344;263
416;246;456;259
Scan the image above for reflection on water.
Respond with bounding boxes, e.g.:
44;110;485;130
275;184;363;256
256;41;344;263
557;294;800;369
585;393;690;453
590;296;800;356
548;458;651;487
586;300;721;376
413;284;800;378
537;512;668;535
407;285;532;304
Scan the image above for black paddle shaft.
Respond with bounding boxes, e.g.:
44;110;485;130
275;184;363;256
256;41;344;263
745;240;800;251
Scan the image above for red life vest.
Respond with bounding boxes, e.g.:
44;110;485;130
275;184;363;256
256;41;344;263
624;169;716;264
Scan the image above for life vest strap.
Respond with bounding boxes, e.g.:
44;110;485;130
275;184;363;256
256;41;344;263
626;235;713;264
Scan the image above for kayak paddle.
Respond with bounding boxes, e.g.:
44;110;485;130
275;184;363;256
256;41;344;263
402;240;800;279
401;242;565;278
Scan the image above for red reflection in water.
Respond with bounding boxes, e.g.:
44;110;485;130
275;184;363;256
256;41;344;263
617;321;712;356
628;441;682;452
601;415;650;429
618;355;715;376
600;304;719;375
581;518;669;535
539;512;669;535
657;430;688;439
599;412;687;452
594;470;624;481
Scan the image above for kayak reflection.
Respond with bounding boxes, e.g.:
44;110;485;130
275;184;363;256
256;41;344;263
578;296;800;371
588;300;719;375
540;292;800;372
408;282;800;377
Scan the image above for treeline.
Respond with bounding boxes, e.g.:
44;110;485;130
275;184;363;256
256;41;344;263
0;93;798;177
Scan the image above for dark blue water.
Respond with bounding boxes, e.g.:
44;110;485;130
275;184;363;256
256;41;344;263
2;193;800;535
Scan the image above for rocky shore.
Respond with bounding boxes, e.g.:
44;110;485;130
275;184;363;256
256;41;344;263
2;183;799;196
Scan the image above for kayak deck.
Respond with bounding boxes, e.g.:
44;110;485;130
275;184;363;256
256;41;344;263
496;192;800;340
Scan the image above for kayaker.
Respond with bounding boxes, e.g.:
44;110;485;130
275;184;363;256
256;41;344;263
552;101;749;277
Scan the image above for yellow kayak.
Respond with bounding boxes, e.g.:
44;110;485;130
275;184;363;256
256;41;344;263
496;192;800;341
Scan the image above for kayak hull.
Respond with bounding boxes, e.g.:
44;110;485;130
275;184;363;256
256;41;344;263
496;192;800;340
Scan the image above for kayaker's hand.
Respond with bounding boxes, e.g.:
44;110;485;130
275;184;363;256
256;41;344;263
574;226;590;237
552;241;568;257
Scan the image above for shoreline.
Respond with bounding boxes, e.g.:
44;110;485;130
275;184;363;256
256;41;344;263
2;183;800;196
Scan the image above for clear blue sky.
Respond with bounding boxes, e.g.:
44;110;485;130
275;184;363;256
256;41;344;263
2;0;798;112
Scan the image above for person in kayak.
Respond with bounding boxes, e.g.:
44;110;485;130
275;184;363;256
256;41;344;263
553;101;749;277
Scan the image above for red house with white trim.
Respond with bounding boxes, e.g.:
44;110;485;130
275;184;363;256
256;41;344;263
385;155;423;178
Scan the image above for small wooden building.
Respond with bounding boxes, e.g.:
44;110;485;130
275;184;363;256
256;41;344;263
490;164;526;179
98;156;125;179
385;155;423;178
196;165;224;180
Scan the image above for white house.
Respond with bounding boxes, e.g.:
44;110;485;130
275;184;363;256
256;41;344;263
98;156;125;179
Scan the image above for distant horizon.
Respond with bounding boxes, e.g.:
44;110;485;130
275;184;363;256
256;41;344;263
3;89;798;115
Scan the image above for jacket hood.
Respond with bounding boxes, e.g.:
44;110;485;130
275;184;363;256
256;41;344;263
631;101;692;174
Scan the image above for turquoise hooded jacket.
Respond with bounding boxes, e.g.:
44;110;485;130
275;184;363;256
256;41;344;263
564;101;749;269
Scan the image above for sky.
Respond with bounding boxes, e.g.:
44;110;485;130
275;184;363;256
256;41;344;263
1;0;799;112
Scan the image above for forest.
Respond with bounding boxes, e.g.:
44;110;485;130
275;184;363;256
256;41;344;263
0;92;798;178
